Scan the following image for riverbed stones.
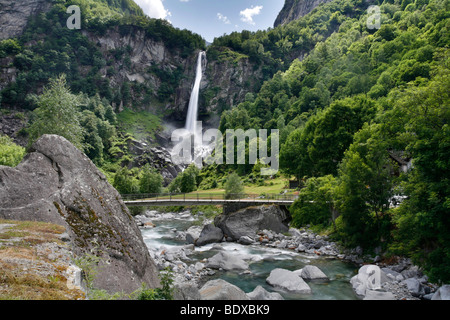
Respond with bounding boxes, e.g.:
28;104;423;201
206;251;249;271
199;279;250;300
266;268;312;294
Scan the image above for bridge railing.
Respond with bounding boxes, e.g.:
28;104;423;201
121;193;298;202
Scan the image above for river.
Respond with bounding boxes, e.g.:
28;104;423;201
140;210;360;300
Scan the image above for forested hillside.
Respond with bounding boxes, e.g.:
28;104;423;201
204;0;450;283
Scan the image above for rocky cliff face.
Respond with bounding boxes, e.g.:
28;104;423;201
0;134;160;294
0;0;52;40
274;0;333;27
202;56;264;127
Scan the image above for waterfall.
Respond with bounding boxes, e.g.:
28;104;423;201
185;51;205;137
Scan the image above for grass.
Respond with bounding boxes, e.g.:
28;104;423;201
116;108;162;142
0;219;85;300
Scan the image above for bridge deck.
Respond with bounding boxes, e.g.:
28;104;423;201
122;193;297;207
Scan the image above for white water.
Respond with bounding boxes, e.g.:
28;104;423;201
185;51;206;137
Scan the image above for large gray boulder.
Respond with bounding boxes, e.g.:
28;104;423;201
266;268;312;294
196;224;224;247
0;135;160;295
215;205;291;241
200;279;250;300
206;251;249;271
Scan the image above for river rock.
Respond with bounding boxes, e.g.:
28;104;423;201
402;278;426;297
238;236;255;245
432;285;450;300
247;285;284;300
266;268;312;294
0;134;160;295
199;279;250;300
206;251;249;271
196;224;224;247
185;226;202;245
296;265;329;281
173;283;202;300
215;205;291;241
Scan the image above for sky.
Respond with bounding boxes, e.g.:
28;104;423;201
133;0;285;43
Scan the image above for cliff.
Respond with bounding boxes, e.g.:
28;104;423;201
274;0;334;27
0;0;52;40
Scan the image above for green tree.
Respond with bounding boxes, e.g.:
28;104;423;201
27;74;84;150
290;175;338;228
113;167;139;194
388;55;450;282
224;172;244;199
139;164;163;194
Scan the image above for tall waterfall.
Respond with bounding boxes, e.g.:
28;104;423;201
185;51;205;136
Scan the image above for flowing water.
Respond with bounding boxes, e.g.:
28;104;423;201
141;212;359;300
185;51;205;137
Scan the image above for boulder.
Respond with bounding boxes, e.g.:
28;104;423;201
0;135;160;295
195;224;224;247
173;283;202;300
266;268;312;294
185;226;202;245
432;285;450;300
199;279;250;300
296;265;329;281
403;278;425;297
215;205;291;241
206;251;249;271
247;286;284;300
238;236;255;245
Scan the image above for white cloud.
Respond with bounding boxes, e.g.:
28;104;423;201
217;13;231;24
240;5;263;25
134;0;171;20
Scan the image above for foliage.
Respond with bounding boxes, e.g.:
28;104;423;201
139;164;164;194
136;268;174;300
168;164;200;193
27;75;85;150
0;135;25;167
224;172;244;199
290;175;338;228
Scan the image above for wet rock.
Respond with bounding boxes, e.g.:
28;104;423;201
266;268;312;294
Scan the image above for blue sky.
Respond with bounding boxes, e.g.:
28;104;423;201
133;0;285;42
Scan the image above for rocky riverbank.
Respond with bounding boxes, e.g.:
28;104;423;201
135;208;448;300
